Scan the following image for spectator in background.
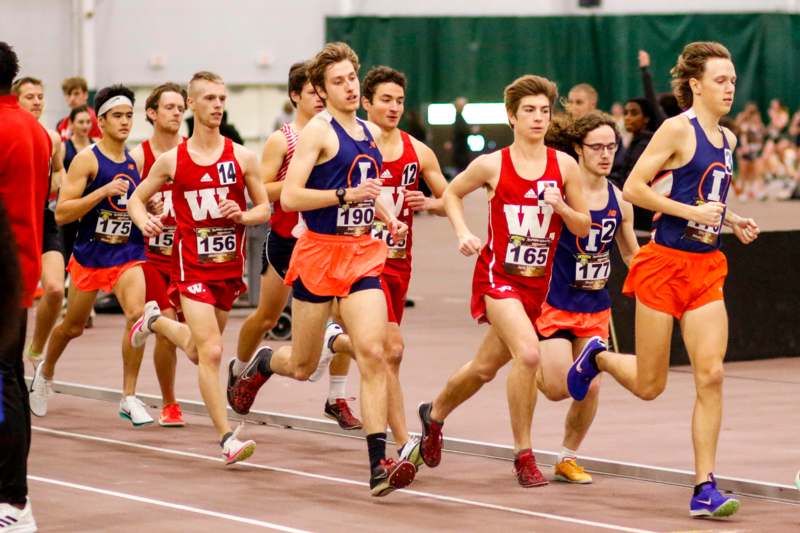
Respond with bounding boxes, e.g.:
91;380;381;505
610;102;631;148
405;108;427;143
56;76;102;141
565;83;598;119
638;50;682;121
0;40;52;532
451;96;470;173
735;102;765;200
272;99;295;131
610;97;656;230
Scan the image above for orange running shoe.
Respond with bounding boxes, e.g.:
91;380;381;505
159;402;185;427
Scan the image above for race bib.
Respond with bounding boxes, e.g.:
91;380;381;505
94;210;132;244
683;200;722;245
372;220;407;259
573;251;611;290
147;225;176;256
336;201;375;236
503;236;550;277
195;226;237;264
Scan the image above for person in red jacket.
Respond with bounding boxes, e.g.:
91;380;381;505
0;41;51;532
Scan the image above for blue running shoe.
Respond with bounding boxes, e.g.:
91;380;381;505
690;474;740;518
567;336;606;401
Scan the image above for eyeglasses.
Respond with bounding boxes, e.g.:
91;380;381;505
582;142;619;154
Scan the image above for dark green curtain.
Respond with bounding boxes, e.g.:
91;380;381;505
326;13;799;115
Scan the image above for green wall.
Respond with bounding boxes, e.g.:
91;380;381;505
326;13;799;115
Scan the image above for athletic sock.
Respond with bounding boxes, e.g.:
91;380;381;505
220;431;233;448
232;357;247;376
26;346;41;360
328;330;342;353
328;375;347;401
366;432;387;471
558;446;578;463
257;350;274;377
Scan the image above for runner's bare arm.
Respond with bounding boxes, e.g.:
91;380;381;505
49;130;65;194
444;153;498;256
624;117;724;227
614;187;640;267
410;139;448;216
220;146;270;226
129;144;145;175
551;153;590;237
129;149;177;237
282;118;381;211
55;149;116;225
260;130;288;202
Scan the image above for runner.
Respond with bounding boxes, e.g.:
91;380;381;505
56;76;101;141
534;111;638;484
319;65;449;462
566;41;758;518
128;71;269;464
230;61;361;431
227;42;418;496
417;74;591;488
11;77;67;369
29;84;153;426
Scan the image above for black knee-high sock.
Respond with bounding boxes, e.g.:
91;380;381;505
366;432;387;471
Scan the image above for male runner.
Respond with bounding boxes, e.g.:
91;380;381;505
320;65;449;462
230;62;361;431
565;83;598;119
417;74;591;487
228;42;417;496
56;76;101;141
128;71;269;464
567;41;758;518
534;111;638;483
129;82;187;427
29;85;153;426
12;77;67;368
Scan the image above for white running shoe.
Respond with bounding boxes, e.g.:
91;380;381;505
28;363;52;417
309;321;343;382
119;395;154;427
129;301;161;348
0;499;37;532
398;436;424;471
222;424;256;465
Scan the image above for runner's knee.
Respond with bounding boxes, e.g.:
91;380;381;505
198;341;223;367
385;338;404;369
61;320;85;340
635;379;666;401
516;345;540;369
473;361;499;383
695;363;724;391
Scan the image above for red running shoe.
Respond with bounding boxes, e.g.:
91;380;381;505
418;402;443;468
513;449;549;487
324;398;362;430
370;458;416;497
159;402;185;427
228;346;272;415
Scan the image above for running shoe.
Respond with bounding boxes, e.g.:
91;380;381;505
567;336;606;401
370;458;416;497
29;363;52;417
398;436;424;471
417;402;443;468
690;473;740;518
795;470;800;490
553;458;592;484
129;300;161;348
158;402;185;427
228;346;273;415
222;425;256;466
0;498;37;533
324;398;362;430
226;358;239;408
513;449;549;487
119;395;154;427
309;321;343;382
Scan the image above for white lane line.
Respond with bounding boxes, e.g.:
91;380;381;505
28;475;313;533
33;426;656;533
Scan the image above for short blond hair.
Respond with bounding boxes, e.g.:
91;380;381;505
308;42;360;95
11;76;42;95
504;75;558;116
188;71;224;96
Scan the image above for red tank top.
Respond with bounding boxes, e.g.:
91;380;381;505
171;138;247;282
371;130;419;278
269;123;300;238
141;140;178;271
480;146;564;289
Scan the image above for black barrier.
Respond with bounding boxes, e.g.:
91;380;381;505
608;231;800;365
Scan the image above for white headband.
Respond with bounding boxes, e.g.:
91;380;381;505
97;95;133;117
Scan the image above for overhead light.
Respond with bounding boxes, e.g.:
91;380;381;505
426;103;508;126
467;134;486;152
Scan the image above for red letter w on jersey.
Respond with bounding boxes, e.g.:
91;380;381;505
184;187;230;221
503;204;554;240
